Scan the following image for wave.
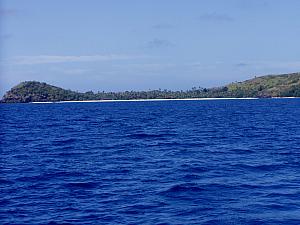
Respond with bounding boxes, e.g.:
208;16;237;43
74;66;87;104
64;181;98;189
126;133;176;139
233;163;286;172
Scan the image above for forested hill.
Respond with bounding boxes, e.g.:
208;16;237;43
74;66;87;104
226;72;300;98
1;72;300;103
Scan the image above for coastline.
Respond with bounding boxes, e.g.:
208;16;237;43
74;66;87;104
31;97;259;104
28;97;300;104
4;73;300;104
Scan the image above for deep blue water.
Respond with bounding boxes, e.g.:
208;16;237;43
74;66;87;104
1;99;300;225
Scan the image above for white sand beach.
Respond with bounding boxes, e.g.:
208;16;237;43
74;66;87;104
31;98;259;104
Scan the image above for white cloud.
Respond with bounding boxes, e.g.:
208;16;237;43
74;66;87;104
198;13;234;22
50;67;91;75
235;61;300;70
9;54;146;65
145;39;175;49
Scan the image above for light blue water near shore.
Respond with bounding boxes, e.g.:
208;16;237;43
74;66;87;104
1;99;300;224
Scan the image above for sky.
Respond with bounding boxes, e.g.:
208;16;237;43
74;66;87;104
1;0;300;95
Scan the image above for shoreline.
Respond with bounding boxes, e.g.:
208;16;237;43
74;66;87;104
28;97;300;104
31;97;259;104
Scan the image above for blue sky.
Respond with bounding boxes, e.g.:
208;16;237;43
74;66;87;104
1;0;300;95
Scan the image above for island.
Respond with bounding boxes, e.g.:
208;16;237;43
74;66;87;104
1;72;300;103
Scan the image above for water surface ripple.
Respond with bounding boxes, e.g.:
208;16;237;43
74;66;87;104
1;99;300;224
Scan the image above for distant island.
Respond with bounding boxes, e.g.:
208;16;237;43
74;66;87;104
1;72;300;103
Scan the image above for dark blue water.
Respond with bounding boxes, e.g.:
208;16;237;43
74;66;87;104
1;99;300;225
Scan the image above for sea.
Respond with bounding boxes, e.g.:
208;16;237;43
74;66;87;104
1;99;300;225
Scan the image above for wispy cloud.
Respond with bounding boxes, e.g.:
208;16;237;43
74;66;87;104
146;38;175;49
50;67;90;75
237;1;269;11
198;12;234;22
235;63;249;67
8;54;146;65
117;63;177;70
234;61;300;70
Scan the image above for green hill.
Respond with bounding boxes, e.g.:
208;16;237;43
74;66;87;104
1;81;86;103
1;72;300;103
226;72;300;98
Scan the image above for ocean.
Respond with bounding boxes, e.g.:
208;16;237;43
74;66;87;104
1;99;300;224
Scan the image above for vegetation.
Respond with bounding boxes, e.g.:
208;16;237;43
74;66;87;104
1;72;300;103
226;73;300;98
